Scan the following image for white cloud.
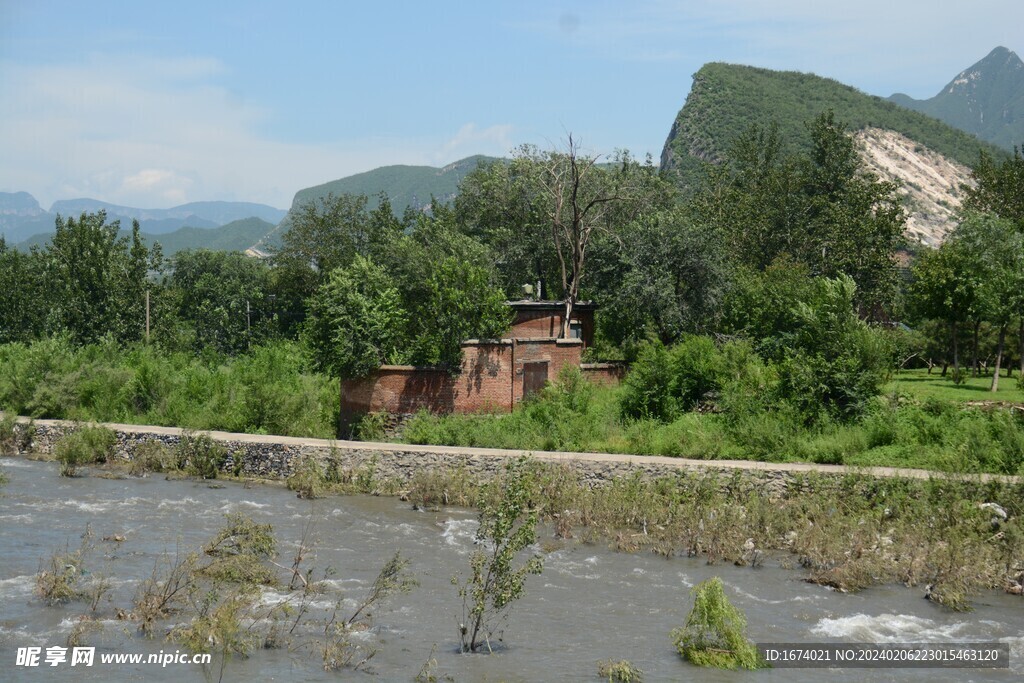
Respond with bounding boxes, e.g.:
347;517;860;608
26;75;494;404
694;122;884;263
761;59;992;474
0;54;514;210
434;123;515;164
519;0;1022;96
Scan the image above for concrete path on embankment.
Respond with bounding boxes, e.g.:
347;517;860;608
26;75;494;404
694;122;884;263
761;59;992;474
6;414;1019;485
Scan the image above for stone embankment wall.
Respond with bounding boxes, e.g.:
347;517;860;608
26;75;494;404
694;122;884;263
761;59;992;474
6;417;1017;495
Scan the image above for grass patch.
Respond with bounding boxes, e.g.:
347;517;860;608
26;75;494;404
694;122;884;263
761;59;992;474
0;337;339;439
402;377;1024;475
886;368;1024;404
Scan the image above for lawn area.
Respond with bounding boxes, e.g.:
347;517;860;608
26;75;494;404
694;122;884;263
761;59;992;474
886;367;1024;404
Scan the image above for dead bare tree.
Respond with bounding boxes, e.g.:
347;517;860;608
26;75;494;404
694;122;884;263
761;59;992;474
539;136;640;338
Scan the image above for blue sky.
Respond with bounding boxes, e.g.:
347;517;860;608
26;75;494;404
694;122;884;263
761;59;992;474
1;1;1021;210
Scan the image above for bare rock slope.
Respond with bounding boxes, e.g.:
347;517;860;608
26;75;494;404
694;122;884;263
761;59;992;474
855;128;972;246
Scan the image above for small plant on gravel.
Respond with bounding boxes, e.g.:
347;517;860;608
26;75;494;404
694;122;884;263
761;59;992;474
35;528;97;605
134;549;201;635
670;577;762;670
199;513;277;585
129;439;178;475
287;455;327;499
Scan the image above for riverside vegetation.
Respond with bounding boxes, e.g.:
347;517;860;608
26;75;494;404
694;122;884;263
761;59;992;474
3;335;1023;477
33;508;419;677
30;427;1024;611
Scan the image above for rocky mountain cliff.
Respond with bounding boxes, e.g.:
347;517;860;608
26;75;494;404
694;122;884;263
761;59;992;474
890;47;1024;151
661;62;1001;244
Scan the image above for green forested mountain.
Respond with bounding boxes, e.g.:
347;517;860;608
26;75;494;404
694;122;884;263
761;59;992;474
889;47;1024;151
661;62;1003;185
17;216;275;256
287;155;498;216
258;155;500;252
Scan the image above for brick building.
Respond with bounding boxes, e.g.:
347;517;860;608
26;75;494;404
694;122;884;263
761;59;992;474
339;300;623;427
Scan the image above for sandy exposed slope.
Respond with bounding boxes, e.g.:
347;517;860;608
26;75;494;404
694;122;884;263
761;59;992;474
855;128;973;246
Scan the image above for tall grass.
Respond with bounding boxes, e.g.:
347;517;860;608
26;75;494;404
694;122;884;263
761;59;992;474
403;371;1024;476
0;337;338;438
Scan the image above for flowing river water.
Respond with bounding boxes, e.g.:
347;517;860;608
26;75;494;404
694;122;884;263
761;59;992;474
1;457;1021;682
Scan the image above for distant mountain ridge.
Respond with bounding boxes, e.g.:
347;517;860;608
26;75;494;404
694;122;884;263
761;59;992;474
15;217;277;258
48;198;286;232
288;155;498;215
0;193;287;245
889;47;1024;151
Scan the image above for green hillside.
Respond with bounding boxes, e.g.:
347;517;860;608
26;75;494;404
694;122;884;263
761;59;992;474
889;47;1024;151
288;155;498;215
662;62;1004;184
17;217;275;257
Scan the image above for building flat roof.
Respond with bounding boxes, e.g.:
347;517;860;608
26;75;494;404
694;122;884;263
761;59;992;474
505;299;596;311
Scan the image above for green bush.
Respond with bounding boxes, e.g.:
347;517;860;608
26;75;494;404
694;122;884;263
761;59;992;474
130;439;178;475
670;577;762;670
55;426;117;477
619;337;724;422
176;432;227;479
353;412;387;441
0;338;338;439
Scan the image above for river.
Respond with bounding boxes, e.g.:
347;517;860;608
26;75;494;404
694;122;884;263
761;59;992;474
1;457;1021;681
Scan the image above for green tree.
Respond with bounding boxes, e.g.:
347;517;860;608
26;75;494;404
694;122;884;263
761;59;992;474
948;213;1024;389
908;241;984;379
381;211;510;367
670;577;762;670
589;206;730;348
455;459;543;653
960;148;1024;375
725;262;889;420
167;249;277;355
44;211;161;345
695;112;906;315
274;193;402;330
961;148;1024;229
455;143;674;332
0;239;48;343
409;257;510;367
301;255;409;380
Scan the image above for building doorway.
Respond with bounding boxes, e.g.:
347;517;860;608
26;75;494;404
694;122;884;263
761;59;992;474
522;361;549;399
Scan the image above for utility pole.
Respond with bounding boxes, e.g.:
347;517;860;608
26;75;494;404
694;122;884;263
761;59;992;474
246;300;251;350
145;289;150;344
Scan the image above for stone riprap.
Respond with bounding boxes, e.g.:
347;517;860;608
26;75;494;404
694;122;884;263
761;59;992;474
4;416;1017;494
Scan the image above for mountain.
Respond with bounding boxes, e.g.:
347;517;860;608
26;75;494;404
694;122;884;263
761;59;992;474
1;195;286;244
48;198;286;233
257;155;498;252
661;62;1004;243
288;155;498;216
0;192;51;243
889;47;1024;151
16;217;276;257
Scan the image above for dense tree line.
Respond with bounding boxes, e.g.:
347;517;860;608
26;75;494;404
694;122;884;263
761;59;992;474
2;110;1021;419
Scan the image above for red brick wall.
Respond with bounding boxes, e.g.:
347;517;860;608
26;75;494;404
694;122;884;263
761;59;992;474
509;307;595;347
511;338;583;404
580;362;626;386
339;337;624;430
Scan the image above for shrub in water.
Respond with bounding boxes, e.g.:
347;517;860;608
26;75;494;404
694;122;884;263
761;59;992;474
597;659;644;682
176;431;227;479
55;425;117;477
670;577;762;670
130;439;178;475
